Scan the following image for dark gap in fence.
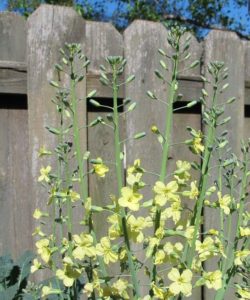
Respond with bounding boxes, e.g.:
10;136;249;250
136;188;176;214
87;97;123;112
0;93;27;110
244;104;250;117
173;101;201;114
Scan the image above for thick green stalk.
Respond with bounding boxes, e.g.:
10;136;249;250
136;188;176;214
151;52;179;287
70;73;88;202
112;67;141;298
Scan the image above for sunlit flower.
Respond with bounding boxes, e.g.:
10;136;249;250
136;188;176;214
152;283;172;299
174;160;191;184
38;166;51;182
196;236;215;261
111;279;129;299
153;181;179;206
127;215;152;243
69;190;81;202
164;201;182;223
31;258;42;273
108;213;122;240
183;181;199;200
168;268;193;297
240;226;250;237
35;238;51;263
56;257;82;287
41;285;61;298
96;237;118;264
38;145;52;157
155;250;165;265
234;250;250;266
203;270;222;290
118;187;143;211
33;208;43;219
72;233;96;260
83;282;94;297
93;158;109;177
237;287;250;299
218;192;231;215
189;130;204;154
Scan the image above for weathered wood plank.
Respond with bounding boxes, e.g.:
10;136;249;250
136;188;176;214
204;30;245;300
27;5;86;280
0;13;29;257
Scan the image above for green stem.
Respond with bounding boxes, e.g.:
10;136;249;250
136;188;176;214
112;66;140;298
183;84;218;268
151;49;179;287
70;63;108;279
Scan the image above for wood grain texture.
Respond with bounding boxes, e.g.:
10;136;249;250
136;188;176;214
0;13;29;257
204;30;245;300
27;5;86;281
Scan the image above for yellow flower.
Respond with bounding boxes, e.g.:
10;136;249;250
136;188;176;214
174;160;191;184
189;130;204;154
153;181;179;206
93;158;109;177
38;145;52;157
56;257;82;287
203;270;222;290
196;236;215;261
237;287;250;299
183;181;199;200
152;283;172;299
32;226;45;237
83;282;94;297
127;159;144;187
234;250;250;266
146;237;159;258
41;285;61;298
127;215;152;243
118;187;143;211
111;279;129;299
72;233;96;260
31;258;42;273
218;192;231;215
108;214;122;240
163;242;183;264
96;237;118;264
168;268;193;297
33;208;43;220
38;166;51;182
69;190;80;202
35;238;51;263
155;249;165;265
240;226;250;237
164;202;182;223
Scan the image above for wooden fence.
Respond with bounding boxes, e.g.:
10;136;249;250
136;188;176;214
0;4;249;299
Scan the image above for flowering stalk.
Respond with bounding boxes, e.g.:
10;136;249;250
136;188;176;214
110;58;141;298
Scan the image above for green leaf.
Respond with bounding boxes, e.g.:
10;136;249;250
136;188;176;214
45;126;60;135
187;100;197;108
154;69;164;80
89;99;100;107
127;102;137;112
49;81;59;88
125;75;135;84
134;132;146;140
17;251;35;290
87;90;97;98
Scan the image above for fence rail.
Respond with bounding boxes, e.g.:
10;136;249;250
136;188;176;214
0;5;249;299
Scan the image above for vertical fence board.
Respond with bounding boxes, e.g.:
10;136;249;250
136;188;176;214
27;5;86;276
0;13;29;257
204;30;245;300
86;21;124;262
